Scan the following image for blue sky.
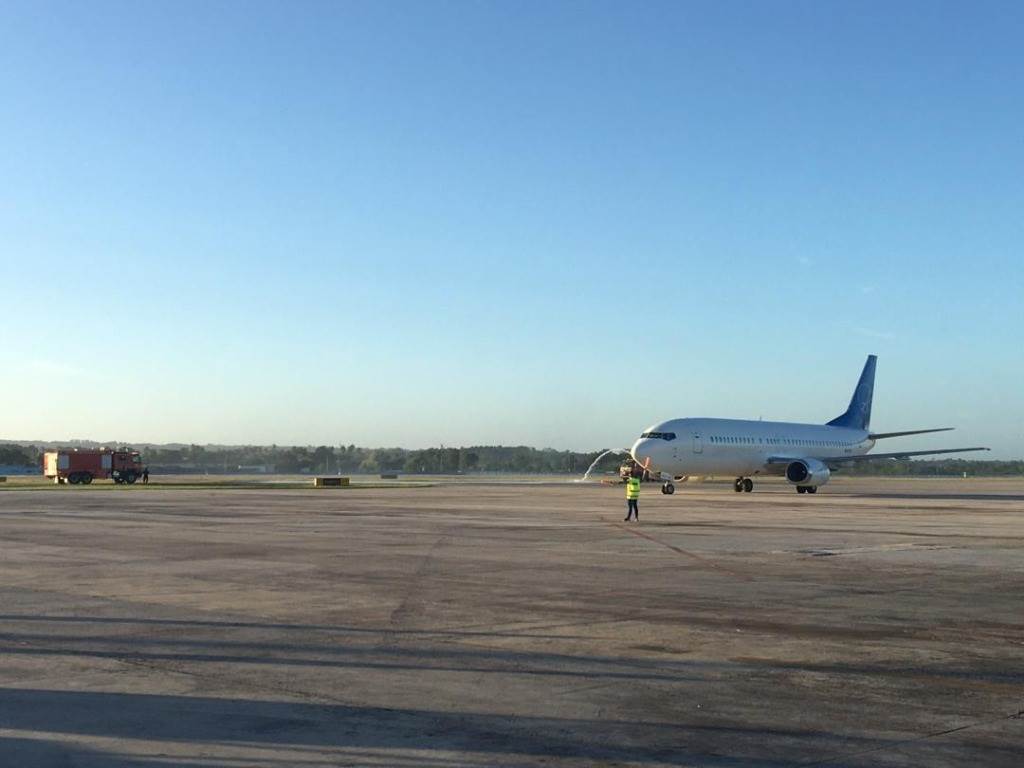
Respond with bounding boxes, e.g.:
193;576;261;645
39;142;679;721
2;1;1021;457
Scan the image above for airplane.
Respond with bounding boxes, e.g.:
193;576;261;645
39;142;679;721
629;355;989;495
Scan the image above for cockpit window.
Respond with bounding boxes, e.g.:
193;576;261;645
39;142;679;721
641;431;676;441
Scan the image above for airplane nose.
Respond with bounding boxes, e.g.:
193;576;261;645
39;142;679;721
631;438;651;467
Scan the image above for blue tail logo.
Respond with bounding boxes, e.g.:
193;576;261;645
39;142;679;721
827;355;876;431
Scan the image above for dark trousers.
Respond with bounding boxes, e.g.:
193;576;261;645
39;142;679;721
626;499;638;520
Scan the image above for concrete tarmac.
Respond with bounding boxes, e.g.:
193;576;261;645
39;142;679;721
0;477;1022;766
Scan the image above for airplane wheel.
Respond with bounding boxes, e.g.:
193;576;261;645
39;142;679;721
743;478;753;492
661;483;675;495
733;478;744;492
796;486;806;494
807;486;817;494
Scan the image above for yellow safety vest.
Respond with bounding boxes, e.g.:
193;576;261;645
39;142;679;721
626;478;641;499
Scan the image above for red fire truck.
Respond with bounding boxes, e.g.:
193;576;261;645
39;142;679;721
42;448;145;485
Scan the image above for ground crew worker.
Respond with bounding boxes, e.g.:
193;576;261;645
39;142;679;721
142;466;150;484
624;472;641;521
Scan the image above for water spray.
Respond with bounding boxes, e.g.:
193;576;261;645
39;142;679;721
579;448;630;482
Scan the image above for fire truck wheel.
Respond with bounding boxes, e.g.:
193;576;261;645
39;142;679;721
125;473;137;484
81;474;93;485
68;474;80;485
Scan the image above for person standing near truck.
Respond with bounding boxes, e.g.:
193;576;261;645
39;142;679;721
142;466;150;484
624;472;641;521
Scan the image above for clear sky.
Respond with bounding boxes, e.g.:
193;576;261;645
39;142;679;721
2;1;1022;457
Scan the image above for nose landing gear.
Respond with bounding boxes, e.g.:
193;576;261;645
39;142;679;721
733;478;753;493
661;482;675;495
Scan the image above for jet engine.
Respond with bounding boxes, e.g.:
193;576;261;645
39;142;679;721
785;458;831;487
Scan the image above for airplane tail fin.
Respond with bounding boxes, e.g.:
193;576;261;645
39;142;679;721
827;355;876;431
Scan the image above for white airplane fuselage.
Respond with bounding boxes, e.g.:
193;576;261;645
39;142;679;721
627;357;987;494
631;417;875;479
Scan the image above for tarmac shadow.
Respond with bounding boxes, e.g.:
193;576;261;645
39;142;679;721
0;687;837;767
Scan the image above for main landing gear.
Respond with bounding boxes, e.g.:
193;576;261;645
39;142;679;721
661;482;675;495
733;477;753;493
796;486;818;494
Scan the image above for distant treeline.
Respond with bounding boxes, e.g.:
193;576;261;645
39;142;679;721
842;458;1023;476
141;444;611;474
1;442;1020;476
0;443;620;475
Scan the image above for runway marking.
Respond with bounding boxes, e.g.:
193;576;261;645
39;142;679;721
612;524;753;581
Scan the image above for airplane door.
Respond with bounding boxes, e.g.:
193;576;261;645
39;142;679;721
692;433;703;454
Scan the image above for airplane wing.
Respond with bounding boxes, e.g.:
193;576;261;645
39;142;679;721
767;447;989;465
825;447;989;462
868;428;954;440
